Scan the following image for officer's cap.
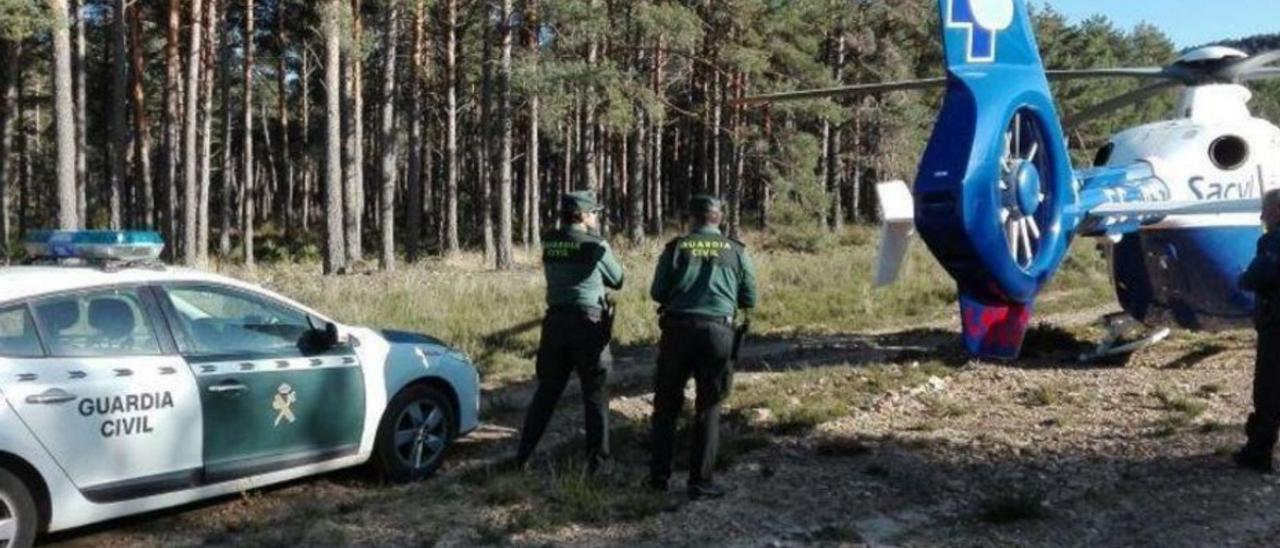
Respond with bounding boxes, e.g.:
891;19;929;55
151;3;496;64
690;195;723;214
561;191;604;214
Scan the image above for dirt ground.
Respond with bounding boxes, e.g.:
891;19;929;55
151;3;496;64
42;306;1280;547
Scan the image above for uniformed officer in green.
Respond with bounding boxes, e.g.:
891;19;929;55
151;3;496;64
648;195;758;499
516;191;625;473
1235;188;1280;473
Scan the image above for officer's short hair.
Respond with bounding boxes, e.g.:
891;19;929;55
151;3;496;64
1265;188;1280;212
693;209;724;226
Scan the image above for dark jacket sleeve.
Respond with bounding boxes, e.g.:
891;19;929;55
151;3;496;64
650;242;676;303
1241;234;1280;293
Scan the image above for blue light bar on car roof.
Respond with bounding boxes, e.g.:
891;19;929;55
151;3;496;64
23;230;166;262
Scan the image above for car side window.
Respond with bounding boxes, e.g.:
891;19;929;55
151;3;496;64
30;289;162;358
163;286;313;357
0;305;43;358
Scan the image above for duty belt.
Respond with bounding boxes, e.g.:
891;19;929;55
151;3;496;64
548;304;604;320
662;311;732;325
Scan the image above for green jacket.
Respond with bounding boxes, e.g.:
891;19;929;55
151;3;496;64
542;225;625;309
650;226;758;318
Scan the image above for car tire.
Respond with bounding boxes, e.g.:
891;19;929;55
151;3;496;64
0;467;38;548
372;385;457;483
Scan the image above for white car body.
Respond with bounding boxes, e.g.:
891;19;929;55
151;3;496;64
0;265;480;534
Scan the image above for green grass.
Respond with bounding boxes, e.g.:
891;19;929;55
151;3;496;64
1149;386;1210;437
212;227;1113;383
1153;387;1209;418
1023;383;1075;407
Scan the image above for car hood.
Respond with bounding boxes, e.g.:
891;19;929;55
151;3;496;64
380;329;452;350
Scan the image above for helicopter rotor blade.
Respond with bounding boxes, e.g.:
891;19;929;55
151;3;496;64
735;77;947;106
1244;67;1280;82
1045;68;1168;81
1064;81;1181;129
1235;50;1280;72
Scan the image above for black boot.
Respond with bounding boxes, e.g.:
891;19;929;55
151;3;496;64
646;476;669;493
687;481;728;500
1233;447;1274;474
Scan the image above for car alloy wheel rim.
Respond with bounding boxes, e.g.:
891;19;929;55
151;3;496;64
394;400;447;470
0;490;15;548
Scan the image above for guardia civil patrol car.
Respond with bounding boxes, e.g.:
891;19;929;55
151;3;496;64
0;231;480;546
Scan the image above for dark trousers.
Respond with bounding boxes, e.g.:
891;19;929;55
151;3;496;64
1245;330;1280;456
650;315;735;485
518;308;612;463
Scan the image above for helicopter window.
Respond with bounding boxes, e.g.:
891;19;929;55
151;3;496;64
1209;135;1249;171
1093;143;1115;167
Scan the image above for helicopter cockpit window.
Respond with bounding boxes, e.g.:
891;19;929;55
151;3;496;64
1093;143;1115;167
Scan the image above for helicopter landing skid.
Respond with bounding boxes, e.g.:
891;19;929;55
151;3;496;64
1078;313;1172;363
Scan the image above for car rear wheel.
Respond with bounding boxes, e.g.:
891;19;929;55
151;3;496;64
372;385;457;483
0;468;37;548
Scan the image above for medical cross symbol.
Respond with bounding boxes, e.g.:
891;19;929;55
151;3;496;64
947;0;1015;63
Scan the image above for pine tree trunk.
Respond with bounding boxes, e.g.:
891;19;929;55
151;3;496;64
197;0;218;263
128;4;154;230
850;112;861;224
277;3;293;238
523;0;541;249
342;6;361;264
16;72;28;237
827;34;845;232
301;44;313;232
649;37;664;235
711;72;722;198
108;0;130;229
0;41;17;256
345;0;365;265
582;23;599;195
495;0;514;270
442;0;459;254
729;72;745;238
181;0;205;264
629;118;645;243
71;0;86;227
48;0;79;230
479;3;496;265
405;0;424;262
163;0;181;249
322;0;346;274
242;0;256;267
378;0;400;271
218;13;234;259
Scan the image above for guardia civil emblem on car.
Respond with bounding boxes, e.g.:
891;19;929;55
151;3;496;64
0;231;481;547
273;384;297;426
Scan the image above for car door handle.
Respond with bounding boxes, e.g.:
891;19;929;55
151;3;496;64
207;380;249;394
25;388;78;405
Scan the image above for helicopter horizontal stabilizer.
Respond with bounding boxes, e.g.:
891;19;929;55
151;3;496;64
1087;198;1261;219
875;181;916;287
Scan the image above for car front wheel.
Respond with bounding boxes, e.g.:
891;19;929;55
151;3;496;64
0;467;37;548
372;385;457;482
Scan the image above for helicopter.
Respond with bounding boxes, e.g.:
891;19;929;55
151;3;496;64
741;0;1280;360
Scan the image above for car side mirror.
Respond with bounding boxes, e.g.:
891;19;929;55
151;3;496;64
301;321;341;355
